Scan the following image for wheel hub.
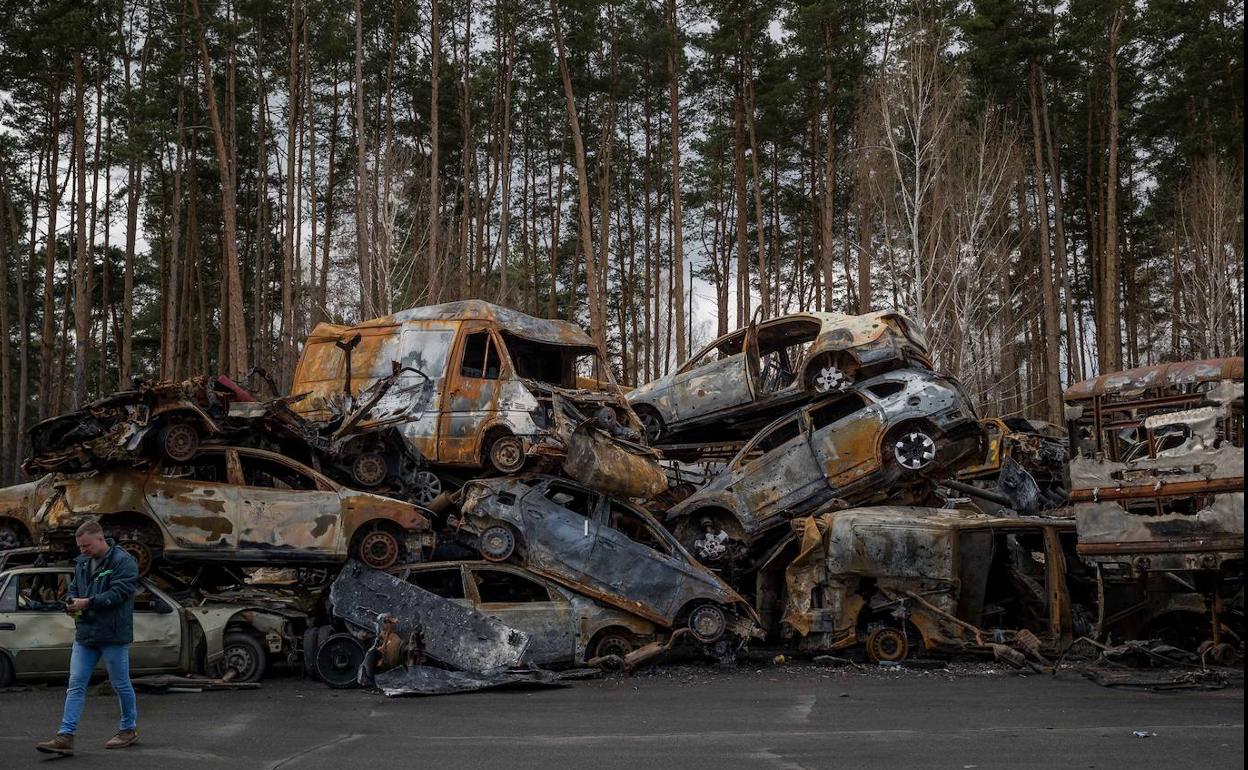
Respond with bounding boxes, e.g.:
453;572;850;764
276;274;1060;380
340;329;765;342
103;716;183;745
689;605;727;643
359;531;400;569
161;423;199;461
480;526;515;562
867;627;909;662
351;453;388;487
814;365;850;393
894;431;937;470
491;437;525;473
410;471;442;505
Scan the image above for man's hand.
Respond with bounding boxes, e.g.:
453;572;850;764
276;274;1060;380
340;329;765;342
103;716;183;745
66;598;90;612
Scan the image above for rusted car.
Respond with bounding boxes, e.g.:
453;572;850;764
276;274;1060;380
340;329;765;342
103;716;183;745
391;560;658;665
0;565;314;685
0;475;55;550
34;446;435;573
627;311;932;444
664;369;985;567
776;507;1084;662
1063;358;1243;653
952;417;1069;513
24;375;258;475
452;474;761;647
290;300;665;501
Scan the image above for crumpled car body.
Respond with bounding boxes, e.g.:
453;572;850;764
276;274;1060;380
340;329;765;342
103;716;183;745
954;417;1069;513
34;446;435;572
290;300;665;500
778;507;1079;662
0;565;311;685
627;311;932;445
1063;358;1243;648
453;474;760;643
390;560;658;666
23;375;256;476
0;475;56;550
664;369;985;566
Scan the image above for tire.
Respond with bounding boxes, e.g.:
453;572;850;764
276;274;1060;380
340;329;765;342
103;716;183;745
478;524;516;562
805;354;853;394
0;521;30;551
687;604;728;643
635;407;665;445
487;434;526;474
301;627;319;677
592;630;636;660
0;652;14;687
865;626;909;663
158;422;201;462
315;633;365;689
354;526;402;569
215;632;267;683
107;521;163;577
886;423;939;473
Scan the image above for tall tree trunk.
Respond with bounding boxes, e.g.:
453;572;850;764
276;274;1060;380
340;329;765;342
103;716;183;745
40;79;62;420
745;73;769;318
1101;5;1124;371
191;0;248;377
352;0;372;317
1037;69;1081;382
733;60;749;327
551;0;606;357
820;53;836;312
427;0;441;304
163;66;186;380
666;0;685;364
497;14;515;303
72;52;90;406
280;0;301;384
1028;62;1063;423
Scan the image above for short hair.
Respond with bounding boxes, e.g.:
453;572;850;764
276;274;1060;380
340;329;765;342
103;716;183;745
75;519;105;539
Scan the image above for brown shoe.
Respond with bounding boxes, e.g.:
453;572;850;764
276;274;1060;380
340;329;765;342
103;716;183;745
35;733;74;755
105;729;139;749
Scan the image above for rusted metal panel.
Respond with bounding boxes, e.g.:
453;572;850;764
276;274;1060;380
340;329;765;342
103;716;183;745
1064;357;1244;401
330;561;530;674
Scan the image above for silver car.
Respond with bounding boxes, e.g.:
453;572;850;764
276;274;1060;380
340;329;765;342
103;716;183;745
627;311;932;444
664;369;985;566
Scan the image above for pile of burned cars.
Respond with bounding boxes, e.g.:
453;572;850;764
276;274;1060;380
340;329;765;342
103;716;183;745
1;300;1242;695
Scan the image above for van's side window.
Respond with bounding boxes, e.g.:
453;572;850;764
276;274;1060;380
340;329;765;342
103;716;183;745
460;332;501;379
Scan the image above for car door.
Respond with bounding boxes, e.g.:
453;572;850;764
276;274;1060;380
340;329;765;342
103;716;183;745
807;391;886;489
519;481;601;584
394;326;457;462
731;415;828;525
233;451;345;558
586;501;688;621
661;325;758;425
128;581;184;672
0;570;75;674
144;452;240;551
466;566;576;666
437;325;506;465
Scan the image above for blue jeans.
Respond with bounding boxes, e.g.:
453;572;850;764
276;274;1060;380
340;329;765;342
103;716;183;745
58;642;137;735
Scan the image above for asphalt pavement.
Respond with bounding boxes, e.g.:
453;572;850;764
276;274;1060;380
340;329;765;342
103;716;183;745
0;661;1242;769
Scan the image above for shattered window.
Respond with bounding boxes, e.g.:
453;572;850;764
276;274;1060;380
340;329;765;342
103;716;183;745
238;455;318;491
865;382;905;400
460;332;501;380
501;332;593;387
543;483;596;517
160;453;230;483
472;569;552;603
754;417;801;453
13;572;70;611
133;586;167;613
407;568;465;599
399;329;455;379
808;393;868;430
606;502;671;555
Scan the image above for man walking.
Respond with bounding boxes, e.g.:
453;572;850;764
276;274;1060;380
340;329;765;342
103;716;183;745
36;519;141;756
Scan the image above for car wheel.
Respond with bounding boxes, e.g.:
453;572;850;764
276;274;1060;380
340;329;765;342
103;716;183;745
0;522;29;551
891;427;938;472
301;627;319;677
488;434;526;474
215;632;267;683
808;355;853;393
315;633;365;689
688;604;728;643
0;652;14;687
351;452;388;487
478;525;516;562
636;408;665;444
356;528;402;569
158;422;200;462
593;631;636;660
865;626;909;663
408;470;443;506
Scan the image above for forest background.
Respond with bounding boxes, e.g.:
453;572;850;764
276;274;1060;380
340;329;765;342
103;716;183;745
0;0;1243;485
